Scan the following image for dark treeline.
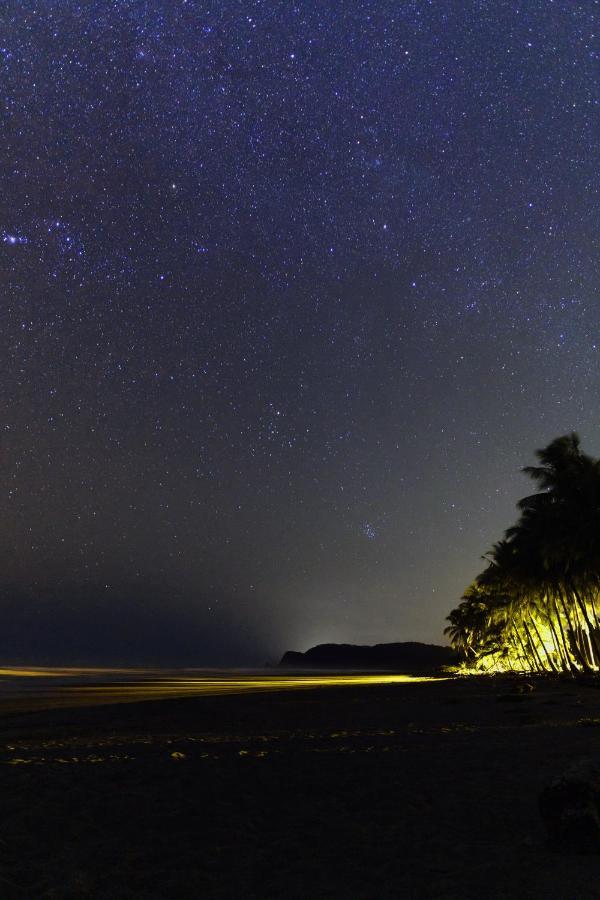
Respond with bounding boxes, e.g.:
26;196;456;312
445;434;600;674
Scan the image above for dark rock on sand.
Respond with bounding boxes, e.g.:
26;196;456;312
279;641;457;671
497;682;536;702
539;758;600;853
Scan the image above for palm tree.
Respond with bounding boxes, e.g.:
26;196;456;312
446;434;600;675
516;434;600;670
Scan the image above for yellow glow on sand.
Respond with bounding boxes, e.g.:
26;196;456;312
0;669;449;712
0;667;150;678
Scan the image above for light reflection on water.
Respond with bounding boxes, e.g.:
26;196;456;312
0;667;448;711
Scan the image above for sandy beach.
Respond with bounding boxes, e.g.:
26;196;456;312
2;674;600;899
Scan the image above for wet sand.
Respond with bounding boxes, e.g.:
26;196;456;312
0;668;443;713
2;674;600;898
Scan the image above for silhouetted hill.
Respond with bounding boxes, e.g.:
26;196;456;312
279;642;457;671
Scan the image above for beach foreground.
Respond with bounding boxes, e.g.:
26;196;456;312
2;674;600;898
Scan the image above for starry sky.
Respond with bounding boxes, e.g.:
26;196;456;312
0;1;598;665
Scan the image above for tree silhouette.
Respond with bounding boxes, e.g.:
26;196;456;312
446;434;600;674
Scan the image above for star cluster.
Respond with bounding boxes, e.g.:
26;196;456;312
0;1;597;663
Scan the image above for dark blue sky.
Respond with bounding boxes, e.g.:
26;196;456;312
0;1;597;664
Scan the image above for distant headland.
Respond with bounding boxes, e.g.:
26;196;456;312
279;641;457;671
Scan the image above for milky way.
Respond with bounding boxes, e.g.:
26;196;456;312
0;2;597;664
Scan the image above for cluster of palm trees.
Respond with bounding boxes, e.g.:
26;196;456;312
445;434;600;674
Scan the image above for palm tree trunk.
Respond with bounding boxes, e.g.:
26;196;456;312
584;587;600;669
570;583;600;668
568;591;595;669
556;588;590;672
528;613;558;672
546;613;569;672
585;587;600;633
523;620;546;673
551;593;578;674
511;626;534;672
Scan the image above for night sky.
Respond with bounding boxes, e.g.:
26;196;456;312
1;2;597;665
